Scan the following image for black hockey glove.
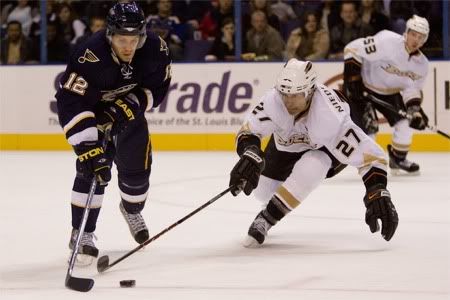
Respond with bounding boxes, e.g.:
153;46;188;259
74;141;111;185
229;145;265;196
97;94;141;135
406;102;428;130
363;184;398;241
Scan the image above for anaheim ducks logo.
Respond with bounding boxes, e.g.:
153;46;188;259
78;49;100;64
276;133;311;146
381;64;422;81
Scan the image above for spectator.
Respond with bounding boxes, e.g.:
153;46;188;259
0;20;37;64
75;16;106;46
47;20;69;63
56;2;86;44
328;1;373;59
6;0;33;36
285;11;329;60
243;0;281;34
205;17;235;61
28;0;57;48
319;0;341;32
199;0;233;40
388;0;413;34
360;0;390;34
146;0;183;61
270;0;296;23
242;10;285;61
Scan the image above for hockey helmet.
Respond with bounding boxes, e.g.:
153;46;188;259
405;15;429;43
106;1;147;48
276;59;317;96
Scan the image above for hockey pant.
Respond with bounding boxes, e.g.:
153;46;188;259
253;135;346;209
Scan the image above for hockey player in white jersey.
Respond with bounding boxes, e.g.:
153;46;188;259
229;59;398;247
343;15;430;175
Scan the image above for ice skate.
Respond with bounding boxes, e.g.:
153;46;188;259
243;212;273;248
120;202;149;244
387;145;420;176
68;228;98;266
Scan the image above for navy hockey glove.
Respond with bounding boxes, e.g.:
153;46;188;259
97;94;141;135
74;141;111;185
406;101;428;130
363;185;398;241
229;145;265;196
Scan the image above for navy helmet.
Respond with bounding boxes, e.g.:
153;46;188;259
106;1;147;48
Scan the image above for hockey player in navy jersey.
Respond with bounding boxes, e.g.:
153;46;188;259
343;15;430;175
229;59;398;247
56;1;172;264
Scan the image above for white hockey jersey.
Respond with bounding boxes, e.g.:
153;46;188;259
344;30;429;102
238;85;387;177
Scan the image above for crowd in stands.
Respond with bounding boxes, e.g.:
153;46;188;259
0;0;446;65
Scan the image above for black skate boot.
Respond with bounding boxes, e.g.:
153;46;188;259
68;228;99;266
243;211;274;248
387;144;420;175
120;202;149;244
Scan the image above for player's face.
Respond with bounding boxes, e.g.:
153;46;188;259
111;34;140;62
405;30;426;52
281;92;309;116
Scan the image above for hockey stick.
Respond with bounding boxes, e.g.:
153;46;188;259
65;128;111;292
97;186;233;273
365;93;450;140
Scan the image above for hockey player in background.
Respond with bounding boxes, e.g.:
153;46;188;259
229;59;398;247
56;1;171;264
343;15;430;175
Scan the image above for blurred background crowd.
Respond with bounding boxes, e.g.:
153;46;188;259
0;0;448;65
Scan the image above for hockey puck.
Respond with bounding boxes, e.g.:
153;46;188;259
119;280;136;288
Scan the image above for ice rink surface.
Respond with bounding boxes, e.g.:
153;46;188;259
0;151;449;300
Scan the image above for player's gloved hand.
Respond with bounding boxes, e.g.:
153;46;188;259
74;141;111;185
97;94;141;135
363;184;398;241
229;145;265;196
406;103;428;130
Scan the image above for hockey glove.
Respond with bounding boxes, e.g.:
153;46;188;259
74;141;111;185
97;94;141;135
363;184;398;241
229;145;265;196
406;102;428;130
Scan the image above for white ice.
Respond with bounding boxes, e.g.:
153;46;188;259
0;151;449;300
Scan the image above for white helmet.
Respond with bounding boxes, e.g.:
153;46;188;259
276;59;317;96
405;15;429;42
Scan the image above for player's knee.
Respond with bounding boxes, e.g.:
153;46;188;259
253;175;282;205
118;171;150;203
284;151;331;200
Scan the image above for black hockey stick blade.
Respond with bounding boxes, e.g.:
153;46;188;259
97;255;110;273
65;273;94;292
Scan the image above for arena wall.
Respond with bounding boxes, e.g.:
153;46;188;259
0;62;449;151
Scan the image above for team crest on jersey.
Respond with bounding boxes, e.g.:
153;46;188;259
381;64;422;81
78;49;100;64
101;84;137;101
276;133;311;146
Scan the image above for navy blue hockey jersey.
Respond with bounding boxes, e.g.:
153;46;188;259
55;30;172;145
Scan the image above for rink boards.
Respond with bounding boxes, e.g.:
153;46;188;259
0;62;449;151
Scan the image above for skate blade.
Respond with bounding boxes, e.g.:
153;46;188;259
68;252;96;267
242;235;263;248
390;169;421;176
